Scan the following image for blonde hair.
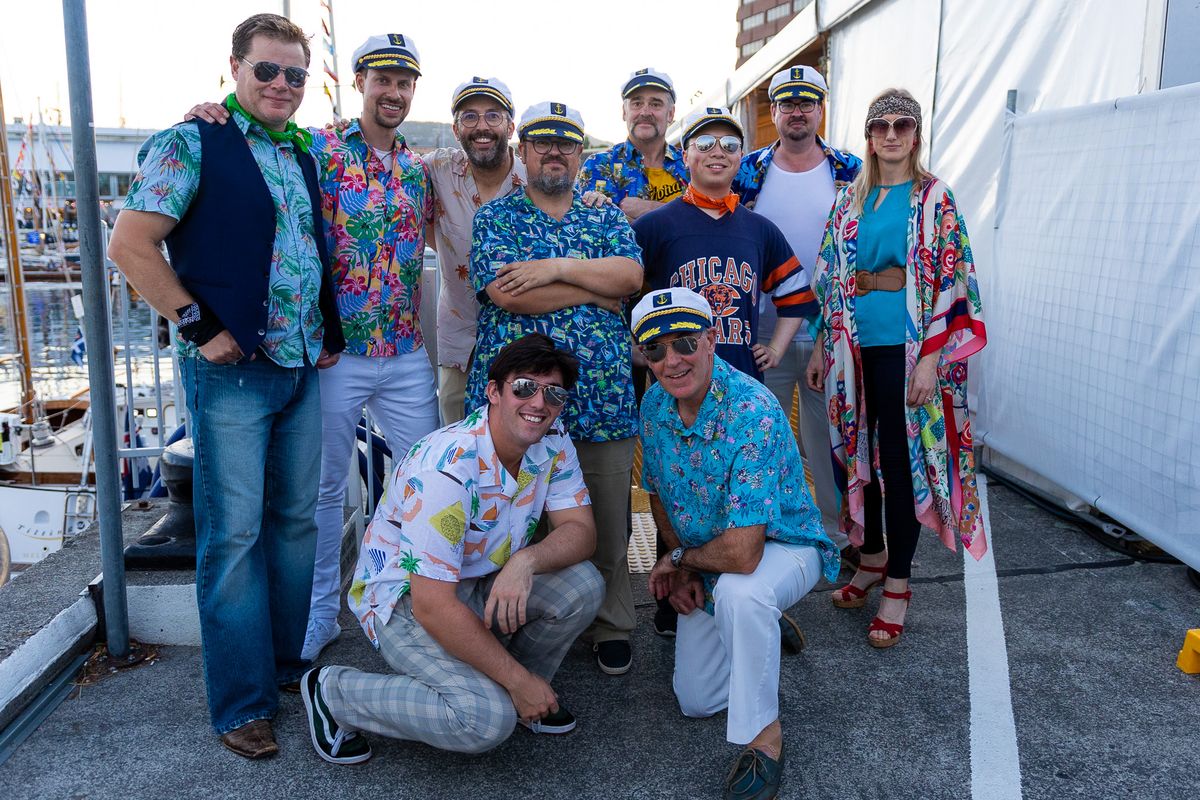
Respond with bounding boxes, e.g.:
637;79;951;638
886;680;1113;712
848;88;932;217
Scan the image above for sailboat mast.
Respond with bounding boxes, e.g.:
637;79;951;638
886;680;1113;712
0;82;38;423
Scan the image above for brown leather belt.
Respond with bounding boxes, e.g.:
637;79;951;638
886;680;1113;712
855;267;906;296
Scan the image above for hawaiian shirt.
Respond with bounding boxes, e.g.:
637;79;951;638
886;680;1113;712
578;140;690;206
640;355;840;614
467;188;644;443
423;146;527;371
733;136;862;210
126;117;325;367
348;404;591;647
310;121;432;357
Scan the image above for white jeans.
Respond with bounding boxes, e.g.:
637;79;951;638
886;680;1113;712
762;338;847;549
673;541;822;745
311;351;439;623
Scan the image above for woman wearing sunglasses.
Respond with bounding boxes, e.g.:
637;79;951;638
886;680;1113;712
805;88;988;647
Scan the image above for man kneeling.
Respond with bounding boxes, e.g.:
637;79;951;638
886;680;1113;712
632;289;840;799
301;333;603;764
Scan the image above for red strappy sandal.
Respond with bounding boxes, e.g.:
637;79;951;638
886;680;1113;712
831;562;887;609
867;588;912;649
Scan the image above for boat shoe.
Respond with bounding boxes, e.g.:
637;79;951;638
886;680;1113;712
724;745;785;800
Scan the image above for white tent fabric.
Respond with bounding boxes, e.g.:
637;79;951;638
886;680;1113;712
981;84;1200;569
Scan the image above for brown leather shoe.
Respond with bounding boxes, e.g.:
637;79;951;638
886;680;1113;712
219;719;279;759
840;544;862;571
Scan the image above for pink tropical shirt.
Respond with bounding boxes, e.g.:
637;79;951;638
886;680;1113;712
422;146;526;370
311;122;432;356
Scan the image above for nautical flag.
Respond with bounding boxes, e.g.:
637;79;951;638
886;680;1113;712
324;63;338;82
321;18;330;36
69;325;86;366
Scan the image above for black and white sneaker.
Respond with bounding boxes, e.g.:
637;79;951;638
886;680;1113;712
594;640;633;675
300;667;373;765
518;706;577;734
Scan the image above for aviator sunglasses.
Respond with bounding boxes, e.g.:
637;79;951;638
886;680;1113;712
508;378;569;408
240;58;309;89
640;334;702;363
691;134;742;154
866;116;918;138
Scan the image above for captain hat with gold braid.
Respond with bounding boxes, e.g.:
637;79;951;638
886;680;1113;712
517;101;586;143
630;288;713;345
451;76;513;114
352;33;421;75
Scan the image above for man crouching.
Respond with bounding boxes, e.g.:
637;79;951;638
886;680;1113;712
301;333;603;764
633;289;840;799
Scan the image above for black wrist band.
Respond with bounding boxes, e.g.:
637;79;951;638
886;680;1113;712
175;300;224;347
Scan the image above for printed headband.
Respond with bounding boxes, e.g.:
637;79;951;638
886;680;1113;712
865;95;922;135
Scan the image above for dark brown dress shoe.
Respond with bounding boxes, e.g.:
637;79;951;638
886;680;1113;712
220;719;279;759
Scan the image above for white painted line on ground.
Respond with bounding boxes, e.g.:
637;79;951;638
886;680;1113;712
966;473;1023;800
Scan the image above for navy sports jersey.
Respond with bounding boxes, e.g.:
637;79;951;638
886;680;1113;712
633;197;815;381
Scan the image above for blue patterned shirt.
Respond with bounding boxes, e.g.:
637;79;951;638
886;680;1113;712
125;116;325;367
467;188;643;443
733;136;862;210
578;140;690;206
640;355;840;613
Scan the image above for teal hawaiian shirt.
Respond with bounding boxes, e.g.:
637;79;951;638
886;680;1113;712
125;117;325;367
310;122;432;357
578;140;690;206
467;188;643;443
639;355;840;613
733;136;862;210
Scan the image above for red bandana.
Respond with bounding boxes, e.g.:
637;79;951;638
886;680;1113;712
682;184;739;215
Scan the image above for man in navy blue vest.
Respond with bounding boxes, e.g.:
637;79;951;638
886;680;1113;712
109;13;347;760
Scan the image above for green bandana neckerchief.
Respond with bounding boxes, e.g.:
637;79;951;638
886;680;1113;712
225;93;313;153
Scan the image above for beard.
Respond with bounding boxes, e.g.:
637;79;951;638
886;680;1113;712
370;101;407;131
461;132;507;170
529;168;574;196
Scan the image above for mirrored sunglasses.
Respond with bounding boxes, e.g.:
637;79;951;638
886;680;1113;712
866;116;918;138
691;134;742;154
241;58;308;89
640;334;701;363
508;378;569;408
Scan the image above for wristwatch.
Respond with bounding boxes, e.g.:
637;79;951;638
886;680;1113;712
669;546;686;569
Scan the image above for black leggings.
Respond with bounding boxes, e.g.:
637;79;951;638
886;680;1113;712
858;345;921;580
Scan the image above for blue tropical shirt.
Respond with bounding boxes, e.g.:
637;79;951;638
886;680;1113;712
640;356;840;614
125;116;325;367
467;188;644;442
578;140;690;206
733;136;862;210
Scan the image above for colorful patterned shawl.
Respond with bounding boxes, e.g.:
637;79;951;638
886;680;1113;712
813;177;988;557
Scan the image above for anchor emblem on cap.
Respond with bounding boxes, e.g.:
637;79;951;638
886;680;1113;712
653;293;670;307
388;34;406;46
551;102;566;115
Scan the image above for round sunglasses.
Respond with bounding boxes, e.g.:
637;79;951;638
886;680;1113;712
240;58;309;89
690;134;742;154
866;116;918;138
508;378;569;408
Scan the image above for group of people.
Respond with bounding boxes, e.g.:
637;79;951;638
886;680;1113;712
107;12;988;799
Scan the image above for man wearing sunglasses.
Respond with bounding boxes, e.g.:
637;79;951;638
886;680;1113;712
300;333;605;764
423;78;527;428
631;288;839;800
578;68;690;221
468;102;644;677
108;13;344;758
732;66;863;573
182;33;441;665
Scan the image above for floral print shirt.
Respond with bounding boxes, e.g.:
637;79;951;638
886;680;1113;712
578;139;690;206
310;121;432;356
348;405;591;647
467;188;643;443
640;356;840;613
125;116;325;366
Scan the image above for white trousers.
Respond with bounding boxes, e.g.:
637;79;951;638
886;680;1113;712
311;351;439;623
762;338;848;549
673;541;822;745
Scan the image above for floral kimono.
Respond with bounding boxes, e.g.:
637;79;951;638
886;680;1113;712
813;177;988;557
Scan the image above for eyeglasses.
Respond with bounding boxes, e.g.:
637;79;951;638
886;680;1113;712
776;99;818;115
528;139;582;155
690;134;742;154
240;58;309;89
866;116;918;138
508;378;569;408
457;110;507;129
640;334;702;363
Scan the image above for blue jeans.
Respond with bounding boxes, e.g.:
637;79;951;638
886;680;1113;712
180;356;321;734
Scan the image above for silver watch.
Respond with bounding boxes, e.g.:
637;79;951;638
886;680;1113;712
670;546;685;568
